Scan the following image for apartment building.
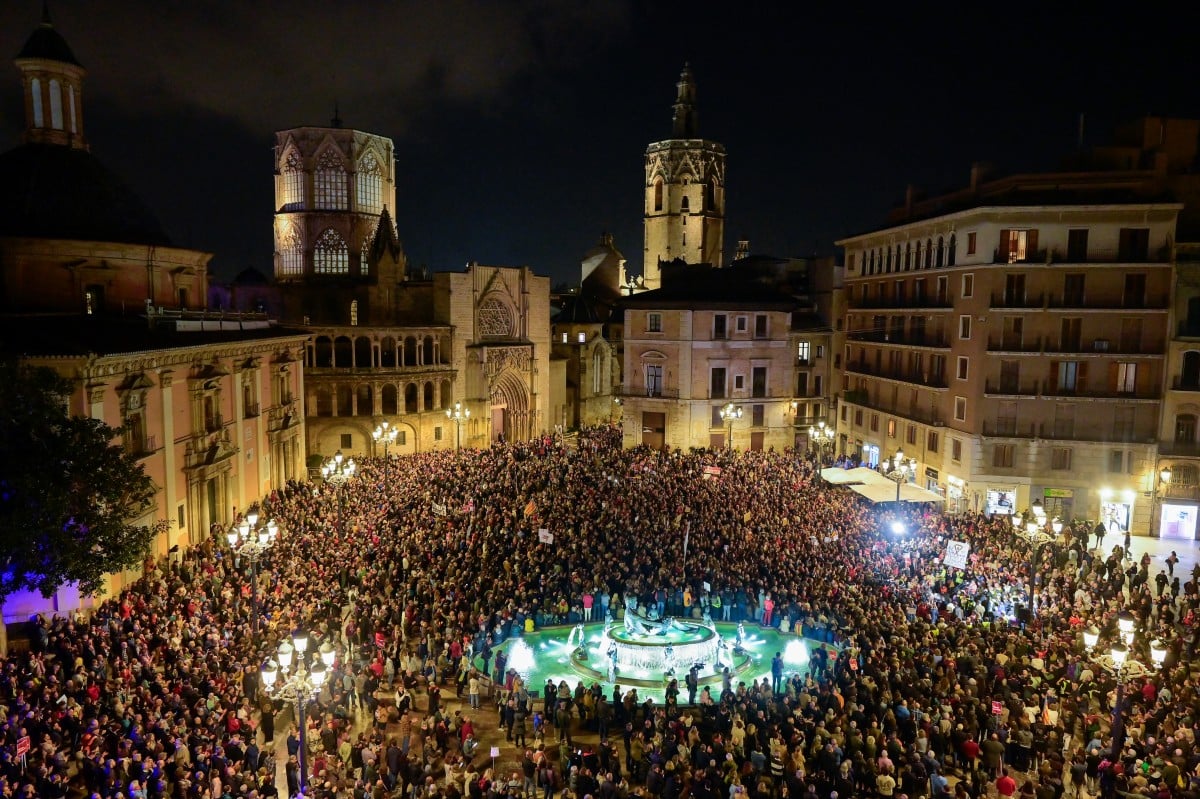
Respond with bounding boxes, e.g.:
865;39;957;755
837;197;1179;532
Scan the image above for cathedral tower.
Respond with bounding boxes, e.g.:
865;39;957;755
642;64;726;290
14;5;86;150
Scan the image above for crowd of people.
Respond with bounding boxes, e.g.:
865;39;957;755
2;423;1200;799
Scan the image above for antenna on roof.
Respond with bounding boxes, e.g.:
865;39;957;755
331;101;342;129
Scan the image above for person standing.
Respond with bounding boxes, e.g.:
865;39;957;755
770;652;784;695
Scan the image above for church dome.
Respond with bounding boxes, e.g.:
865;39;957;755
15;17;81;67
0;143;172;246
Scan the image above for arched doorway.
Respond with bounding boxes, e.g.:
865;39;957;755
489;370;529;443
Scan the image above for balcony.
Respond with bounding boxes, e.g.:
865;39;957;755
1177;322;1200;339
991;248;1049;265
1171;378;1200;392
839;392;945;427
616;386;682;399
989;292;1045;309
1046;244;1172;265
848;296;952;310
1039;381;1159;401
244;402;260;418
1036;423;1153;443
126;434;158;458
986;335;1042;353
983;381;1039;397
204;417;225;433
1159;441;1200;457
982;422;1037;438
846;332;951;348
1043;339;1161;356
1046;293;1169;311
845;361;948;389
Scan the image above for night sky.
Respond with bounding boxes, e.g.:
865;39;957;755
1;2;1196;287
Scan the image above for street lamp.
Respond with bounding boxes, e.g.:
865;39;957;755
1010;512;1054;618
446;401;470;451
1082;614;1167;761
809;421;835;464
372;421;398;482
261;632;337;796
225;512;279;641
611;396;623;424
321;451;356;533
883;449;917;503
719;402;742;450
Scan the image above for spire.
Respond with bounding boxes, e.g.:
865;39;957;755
331;101;342;128
42;0;52;25
367;206;402;266
671;62;698;138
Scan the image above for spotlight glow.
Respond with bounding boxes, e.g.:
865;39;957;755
783;639;809;666
507;640;536;678
891;522;907;535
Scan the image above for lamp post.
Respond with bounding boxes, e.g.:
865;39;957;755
372;421;398;483
883;449;917;503
809;421;835;464
446;401;470;451
611;396;623;424
719;402;742;450
321;451;356;533
261;633;337;796
1082;613;1167;762
1010;512;1057;617
225;512;279;641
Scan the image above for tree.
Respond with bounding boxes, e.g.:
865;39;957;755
0;361;163;600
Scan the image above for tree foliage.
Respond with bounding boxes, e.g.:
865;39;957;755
0;361;162;600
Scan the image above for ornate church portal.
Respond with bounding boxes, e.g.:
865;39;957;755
484;346;532;442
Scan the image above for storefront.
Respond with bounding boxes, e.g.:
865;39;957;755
1158;503;1199;541
946;475;967;515
1099;488;1136;535
986;486;1017;516
1041;487;1074;522
862;443;880;468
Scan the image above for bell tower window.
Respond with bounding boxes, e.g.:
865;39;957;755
314;149;348;210
31;77;43;127
49;79;63;130
280;149;305;211
654;179;664;212
356;153;382;214
314;228;349;274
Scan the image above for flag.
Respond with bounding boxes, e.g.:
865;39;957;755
524;499;537;518
743;510;752;523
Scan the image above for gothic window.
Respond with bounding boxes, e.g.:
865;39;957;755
314;149;348;210
313;228;349;274
654;179;664;212
31;77;43;127
356;153;383;214
592;347;604;394
478;297;515;338
681;196;690;213
281;149;305;211
361;234;372;275
279;224;303;275
119;381;151;455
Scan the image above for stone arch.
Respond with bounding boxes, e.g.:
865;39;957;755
333;335;353;368
381;383;398;414
354;336;372;368
404;336;418;366
404;383;419;414
336;385;353;416
423;335;434;365
315;387;333;416
380;336;397;367
440;379;452;409
423;381;434;410
489;368;530;442
313;336;333;368
439;335;451;363
356;384;373;415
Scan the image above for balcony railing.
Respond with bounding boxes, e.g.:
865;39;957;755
1039;381;1159;400
991;248;1049;264
847;297;952;310
1177;322;1200;339
845;361;947;388
846;332;951;348
989;292;1045;309
244;402;260;418
127;435;157;458
1046;244;1172;264
205;417;225;433
1160;441;1200;457
1042;339;1160;356
982;422;1037;438
986;336;1043;353
1046;293;1169;310
983;382;1039;397
616;387;682;399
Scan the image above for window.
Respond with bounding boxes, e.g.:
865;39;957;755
1063;273;1085;305
434;427;443;441
734;374;745;390
751;366;767;398
814;375;823;397
647;312;662;333
752;404;764;426
1051;447;1072;470
959;315;971;340
645;364;663;396
954;396;966;422
711;406;723;428
84;285;102;315
356;153;383;214
710;367;726;399
1123;273;1146;308
49;78;63;129
1116;362;1137;394
1118;228;1150;261
577;332;587;344
653;179;663;212
736;316;747;332
350;300;359;326
1060;318;1081;351
887;419;896;438
815;345;824;358
999;229;1037;263
281;149;305;210
951;438;962;461
870;413;879;432
314;149;348;210
967;231;977;255
177;504;186;529
592;349;603;394
927;430;939;454
797;341;810;363
561;332;568;343
1176;413;1197;443
956;357;968;381
1056;361;1081;392
1067;229;1089;261
279;224;303;275
1108;450;1125;473
841;405;848;422
906;424;917;446
340;433;352;448
713;314;727;340
396;430;407;445
992;444;1014;468
313;228;349;274
754;314;768;338
854;409;863;426
996;401;1017;435
30;77;42;127
1114;405;1135;441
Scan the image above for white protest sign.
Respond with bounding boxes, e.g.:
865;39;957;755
944;540;970;570
537;529;554;544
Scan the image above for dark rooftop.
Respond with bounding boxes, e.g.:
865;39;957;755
15;16;81;68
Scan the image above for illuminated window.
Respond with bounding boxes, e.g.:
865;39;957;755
281;149;305;210
49;78;63;130
314;149;348;210
279;224;303;275
313;228;349;274
356;153;383;214
350;300;359;326
654;179;664;211
31;77;43;126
